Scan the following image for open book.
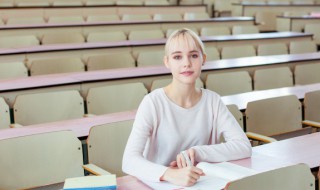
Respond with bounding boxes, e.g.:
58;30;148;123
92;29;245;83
143;162;257;190
63;175;117;190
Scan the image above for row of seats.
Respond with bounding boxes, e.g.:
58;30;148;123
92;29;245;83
240;0;318;4
1;64;320;129
0;40;317;79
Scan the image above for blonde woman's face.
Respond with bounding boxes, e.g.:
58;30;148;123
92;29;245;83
164;34;205;86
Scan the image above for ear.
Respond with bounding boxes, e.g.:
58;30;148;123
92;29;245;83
202;54;207;66
163;55;170;69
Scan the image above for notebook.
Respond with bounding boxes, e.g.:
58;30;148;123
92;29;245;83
63;175;117;190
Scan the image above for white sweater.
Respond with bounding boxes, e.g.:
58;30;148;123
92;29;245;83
122;88;252;182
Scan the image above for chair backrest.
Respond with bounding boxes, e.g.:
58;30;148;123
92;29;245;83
183;12;210;20
292;0;314;4
0;62;28;79
86;15;120;22
0;19;4;25
304;90;320;122
232;25;259;35
87;53;135;71
137;50;164;67
226;164;314;190
254;67;293;90
294;62;320;85
128;29;165;41
200;27;231;37
117;0;144;5
145;0;170;5
246;95;302;137
52;0;83;6
205;71;252;96
42;33;85;45
153;13;182;21
16;0;50;6
0;35;39;48
122;14;152;21
221;45;256;59
13;90;84;126
267;0;290;4
255;11;278;31
0;97;10;129
179;0;203;5
289;41;317;54
151;77;204;91
48;16;84;24
226;104;244;129
85;0;115;5
283;11;309;17
86;83;148;114
0;131;84;189
87;31;127;42
257;43;288;56
6;17;46;25
87;120;134;177
30;57;85;76
205;46;220;61
304;24;320;42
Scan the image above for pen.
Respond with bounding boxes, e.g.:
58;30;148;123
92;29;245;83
181;151;193;167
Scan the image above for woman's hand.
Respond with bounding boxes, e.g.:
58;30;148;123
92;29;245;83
176;148;196;168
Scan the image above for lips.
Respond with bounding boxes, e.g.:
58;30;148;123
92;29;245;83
180;71;194;76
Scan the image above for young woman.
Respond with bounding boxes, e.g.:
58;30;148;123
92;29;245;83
122;28;252;187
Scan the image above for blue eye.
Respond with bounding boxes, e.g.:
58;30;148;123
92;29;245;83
191;54;199;58
173;55;182;60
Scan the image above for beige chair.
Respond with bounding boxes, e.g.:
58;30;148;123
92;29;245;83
0;97;10;129
304;23;320;44
116;0;144;5
0;0;14;7
16;0;50;6
42;33;85;45
6;17;46;25
221;45;256;59
304;90;320;123
205;71;252;96
151;77;204;91
294;62;320;85
253;67;293;90
122;14;152;22
137;50;164;67
128;29;165;41
179;0;202;4
0;131;84;189
86;83;148;115
257;43;288;56
86;15;120;22
85;0;116;5
0;19;4;25
200;27;231;37
183;12;210;20
289;41;317;54
145;0;170;5
0;35;39;48
84;120;134;176
48;16;84;24
13;90;84;126
292;0;314;4
232;25;259;35
29;57;85;76
0;62;28;79
213;0;232;17
255;11;278;31
86;53;135;71
283;11;309;17
153;13;182;21
52;0;83;6
267;0;290;4
205;46;220;61
245;95;318;143
226;164;314;190
87;31;127;43
226;104;244;129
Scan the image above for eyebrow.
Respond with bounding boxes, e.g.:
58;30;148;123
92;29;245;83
171;50;199;55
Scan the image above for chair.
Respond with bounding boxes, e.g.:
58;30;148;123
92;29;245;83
86;53;135;71
151;78;204;91
257;43;288;56
145;0;170;5
137;50;164;67
245;95;317;143
267;0;290;4
304;90;320;123
153;13;182;21
0;0;14;7
226;164;314;190
12;90;84;126
179;0;202;4
0;35;39;48
87;31;127;43
283;11;309;17
15;0;50;6
0;131;84;189
6;17;46;25
86;83;148;115
85;0;115;5
232;25;259;35
253;67;293;90
205;46;220;61
29;57;85;76
84;120;134;177
289;41;317;54
226;104;244;129
86;15;120;22
205;71;252;96
48;16;85;24
0;19;4;25
122;14;152;21
214;0;232;17
116;0;144;5
0;62;28;79
304;24;320;44
42;33;85;45
200;27;231;37
292;0;314;4
221;45;256;59
255;11;278;31
128;29;164;41
52;0;83;6
0;97;10;129
183;12;210;20
294;63;320;85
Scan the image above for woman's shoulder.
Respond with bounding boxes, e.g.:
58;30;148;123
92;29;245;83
201;88;221;99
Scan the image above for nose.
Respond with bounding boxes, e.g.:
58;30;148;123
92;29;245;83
184;56;192;67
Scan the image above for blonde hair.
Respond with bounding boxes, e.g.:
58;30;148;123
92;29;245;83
164;28;206;56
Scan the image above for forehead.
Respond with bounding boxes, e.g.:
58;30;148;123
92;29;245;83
167;33;200;54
